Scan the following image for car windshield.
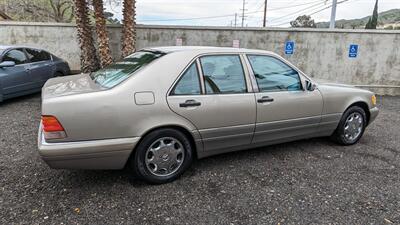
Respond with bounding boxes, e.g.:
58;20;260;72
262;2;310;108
90;50;165;88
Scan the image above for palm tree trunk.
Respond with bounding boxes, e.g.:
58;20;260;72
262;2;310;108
121;0;136;57
73;0;99;73
93;0;113;67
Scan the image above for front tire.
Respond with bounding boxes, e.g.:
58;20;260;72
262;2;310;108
130;128;193;184
331;106;367;145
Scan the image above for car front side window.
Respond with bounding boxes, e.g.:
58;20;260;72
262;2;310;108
2;49;28;65
247;55;302;92
172;62;201;95
200;55;247;94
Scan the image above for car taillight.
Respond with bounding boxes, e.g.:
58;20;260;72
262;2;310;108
41;115;67;140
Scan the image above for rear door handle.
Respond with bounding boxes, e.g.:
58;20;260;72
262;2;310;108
179;100;201;108
257;96;274;103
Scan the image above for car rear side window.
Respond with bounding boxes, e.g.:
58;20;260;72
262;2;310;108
2;49;28;65
172;63;201;95
25;48;51;62
247;55;302;92
90;51;165;88
200;55;247;94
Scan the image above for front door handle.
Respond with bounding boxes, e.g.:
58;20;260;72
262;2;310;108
179;100;201;108
257;96;274;103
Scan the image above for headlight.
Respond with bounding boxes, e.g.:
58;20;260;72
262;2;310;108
371;94;377;106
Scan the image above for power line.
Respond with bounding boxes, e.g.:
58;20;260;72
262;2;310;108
270;4;330;26
250;0;266;12
268;0;329;23
270;0;353;27
267;0;327;11
138;14;236;22
138;0;328;23
246;0;326;14
310;0;352;16
137;0;358;26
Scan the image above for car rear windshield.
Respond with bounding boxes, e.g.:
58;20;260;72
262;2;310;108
90;50;165;88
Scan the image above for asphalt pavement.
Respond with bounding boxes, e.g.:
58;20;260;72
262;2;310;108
0;94;399;225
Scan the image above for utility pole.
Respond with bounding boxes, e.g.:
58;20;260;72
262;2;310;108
263;0;268;27
234;13;238;27
329;0;338;29
240;0;247;27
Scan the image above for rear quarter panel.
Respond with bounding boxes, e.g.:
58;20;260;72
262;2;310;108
53;59;70;75
41;51;201;144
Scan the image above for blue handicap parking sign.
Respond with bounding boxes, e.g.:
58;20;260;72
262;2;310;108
285;41;294;55
349;44;358;58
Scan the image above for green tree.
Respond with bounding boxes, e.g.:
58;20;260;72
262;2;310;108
384;25;393;30
365;0;378;29
0;0;74;23
290;15;316;28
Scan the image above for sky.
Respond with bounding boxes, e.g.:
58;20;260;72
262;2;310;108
104;0;400;27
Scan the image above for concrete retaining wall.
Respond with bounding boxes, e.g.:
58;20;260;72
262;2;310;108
0;21;399;95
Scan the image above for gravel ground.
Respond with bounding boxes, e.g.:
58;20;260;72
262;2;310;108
0;94;399;225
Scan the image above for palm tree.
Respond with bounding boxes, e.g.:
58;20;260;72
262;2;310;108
73;0;99;72
121;0;136;57
93;0;113;67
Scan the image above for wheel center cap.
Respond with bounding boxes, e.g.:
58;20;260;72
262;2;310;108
161;153;169;161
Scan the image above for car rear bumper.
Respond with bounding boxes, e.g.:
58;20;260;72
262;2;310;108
37;126;140;170
369;107;379;125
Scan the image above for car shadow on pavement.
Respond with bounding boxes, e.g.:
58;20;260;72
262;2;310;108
54;137;334;187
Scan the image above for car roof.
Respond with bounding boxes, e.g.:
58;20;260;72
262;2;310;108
0;45;44;51
144;46;277;55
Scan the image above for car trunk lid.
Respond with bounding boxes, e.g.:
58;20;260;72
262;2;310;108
42;73;104;99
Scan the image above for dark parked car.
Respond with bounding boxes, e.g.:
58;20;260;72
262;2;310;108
0;45;70;102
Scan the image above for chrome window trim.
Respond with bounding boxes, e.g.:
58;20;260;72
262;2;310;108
167;57;202;96
168;52;255;97
242;54;259;93
195;58;206;95
169;61;203;96
198;53;252;95
245;53;306;93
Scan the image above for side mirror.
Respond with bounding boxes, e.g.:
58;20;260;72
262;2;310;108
306;80;317;91
0;61;16;68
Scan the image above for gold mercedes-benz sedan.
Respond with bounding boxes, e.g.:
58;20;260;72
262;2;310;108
38;46;379;184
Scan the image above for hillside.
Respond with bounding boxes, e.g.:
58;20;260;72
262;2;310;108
316;8;400;29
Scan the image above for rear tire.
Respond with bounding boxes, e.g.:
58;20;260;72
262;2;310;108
331;106;367;145
130;128;193;184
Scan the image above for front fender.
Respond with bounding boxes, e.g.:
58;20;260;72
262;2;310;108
318;84;374;114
